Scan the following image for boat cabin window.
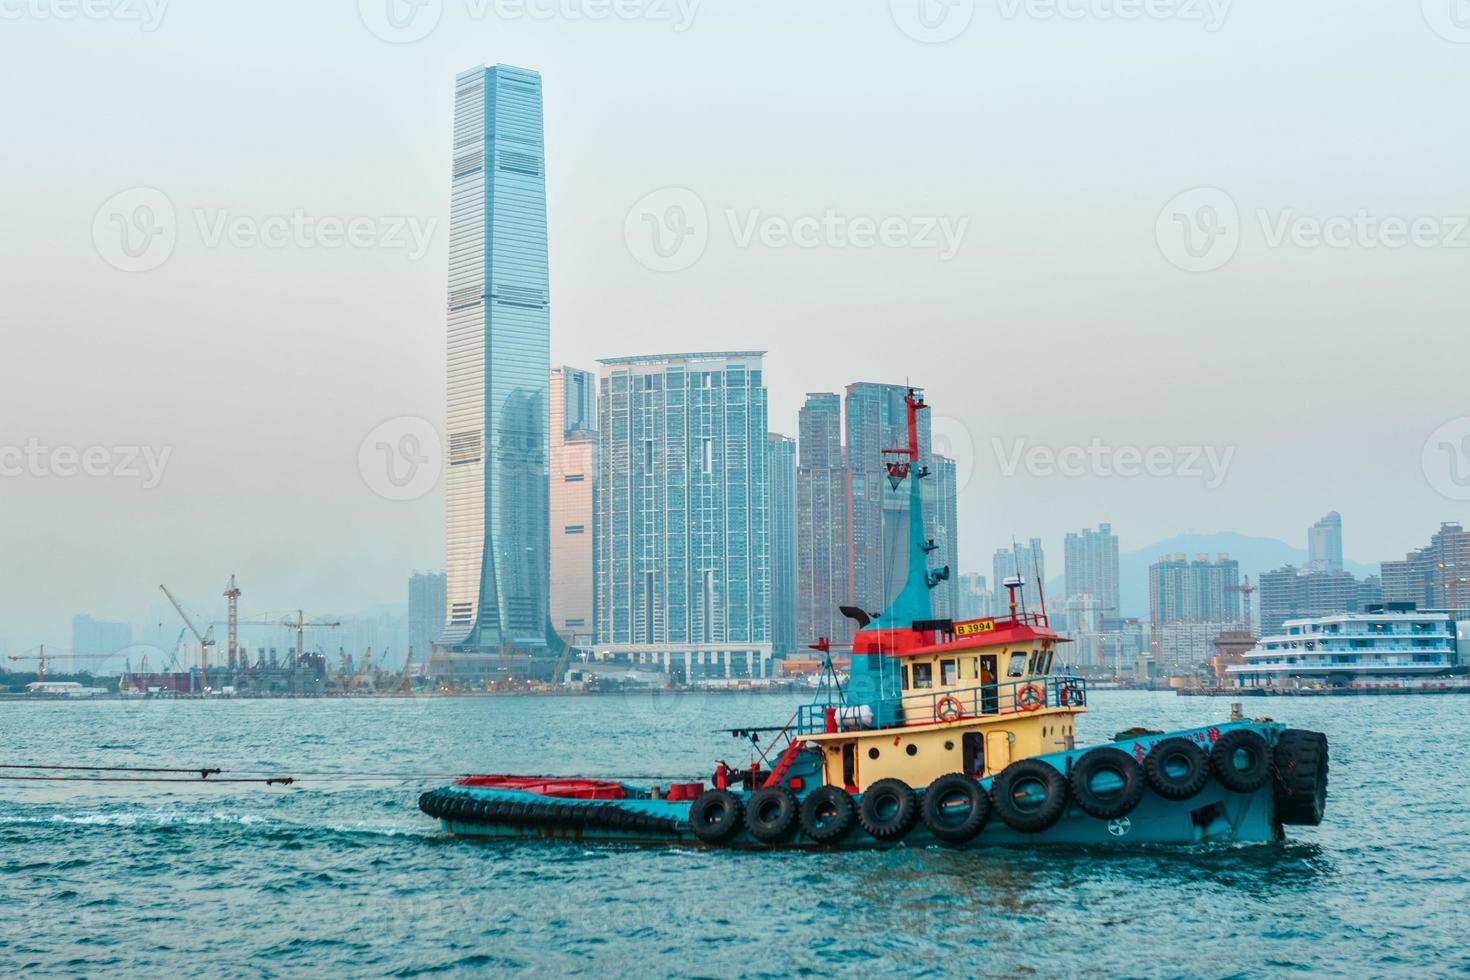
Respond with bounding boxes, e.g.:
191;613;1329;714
1007;652;1027;678
940;659;957;686
912;662;934;689
901;665;910;689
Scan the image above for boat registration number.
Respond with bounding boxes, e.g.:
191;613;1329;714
954;618;997;636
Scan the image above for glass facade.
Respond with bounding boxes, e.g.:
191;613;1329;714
766;433;797;656
441;65;551;655
595;353;770;663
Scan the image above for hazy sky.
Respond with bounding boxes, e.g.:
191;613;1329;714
3;0;1468;649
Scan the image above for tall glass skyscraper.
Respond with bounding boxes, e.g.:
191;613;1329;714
440;65;551;660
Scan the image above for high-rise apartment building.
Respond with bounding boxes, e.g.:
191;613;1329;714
925;455;960;618
70;615;131;657
993;539;1045;604
1382;522;1470;613
550;366;596;642
1308;511;1344;573
1063;523;1120;616
1257;565;1380;636
408;571;446;659
1148;553;1241;625
767;433;798;657
796;392;851;647
594;352;772;681
956;573;994;619
440;64;551;666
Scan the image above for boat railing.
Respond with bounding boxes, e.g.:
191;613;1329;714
796;674;1086;735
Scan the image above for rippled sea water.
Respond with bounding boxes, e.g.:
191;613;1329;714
1;690;1466;978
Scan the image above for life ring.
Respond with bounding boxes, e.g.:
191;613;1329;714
935;694;967;723
1143;737;1210;800
1017;684;1046;711
990;760;1069;833
1209;729;1272;794
857;778;919;840
1068;746;1145;820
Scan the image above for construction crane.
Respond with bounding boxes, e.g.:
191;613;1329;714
223;574;242;671
229;611;340;668
160;583;216;690
393;646;418;694
1227;576;1259;637
8;646;121;682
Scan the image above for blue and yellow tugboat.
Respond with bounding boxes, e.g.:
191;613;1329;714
420;388;1329;848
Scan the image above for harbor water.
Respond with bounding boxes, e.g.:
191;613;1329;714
1;691;1466;977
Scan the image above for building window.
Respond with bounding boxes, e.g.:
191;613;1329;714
564;473;584;482
564;525;585;534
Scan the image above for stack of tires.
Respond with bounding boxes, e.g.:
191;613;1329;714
683;727;1327;847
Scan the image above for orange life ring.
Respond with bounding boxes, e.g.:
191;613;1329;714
1017;684;1046;711
935;694;967;723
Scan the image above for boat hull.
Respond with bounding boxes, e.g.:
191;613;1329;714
421;722;1316;849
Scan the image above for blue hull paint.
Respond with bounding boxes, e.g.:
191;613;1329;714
425;722;1291;848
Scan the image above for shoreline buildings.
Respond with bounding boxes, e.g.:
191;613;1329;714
437;65;553;677
1382;522;1470;615
796;392;851;647
767;433;798;657
593;352;773;682
550;366;596;644
1148;553;1243;675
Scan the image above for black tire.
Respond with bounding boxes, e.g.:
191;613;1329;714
1210;729;1272;794
745;786;799;842
858;778;919;841
991;760;1069;834
1144;737;1210;801
1273;729;1329;826
799;785;857;843
1068;747;1146;820
921;773;991;843
689;789;744;844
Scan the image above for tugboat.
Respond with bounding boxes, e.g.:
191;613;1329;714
420;388;1329;847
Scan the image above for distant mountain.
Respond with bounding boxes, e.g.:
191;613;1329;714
1046;532;1381;620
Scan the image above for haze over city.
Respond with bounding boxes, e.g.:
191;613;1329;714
4;2;1468;649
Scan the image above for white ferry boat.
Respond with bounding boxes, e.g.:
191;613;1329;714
1228;604;1468;693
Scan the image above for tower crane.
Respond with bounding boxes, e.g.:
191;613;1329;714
223;574;242;671
227;612;340;667
160;583;216;691
1227;576;1259;637
7;646;123;682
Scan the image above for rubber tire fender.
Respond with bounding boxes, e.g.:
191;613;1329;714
1143;737;1210;801
920;773;991;843
688;789;745;844
798;785;857;844
990;759;1070;834
857;778;919;841
1273;729;1329;826
1068;747;1146;820
745;786;799;842
1209;729;1272;794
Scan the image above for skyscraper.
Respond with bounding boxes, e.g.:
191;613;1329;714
1148;554;1241;624
767;433;797;657
1382;522;1470;613
925;454;960;618
550;366;596;642
70;615;131;657
1308;511;1344;573
594;352;772;681
1063;523;1120;616
993;539;1045;601
440;65;551;667
797;392;852;647
845;382;933;615
408;571;446;659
